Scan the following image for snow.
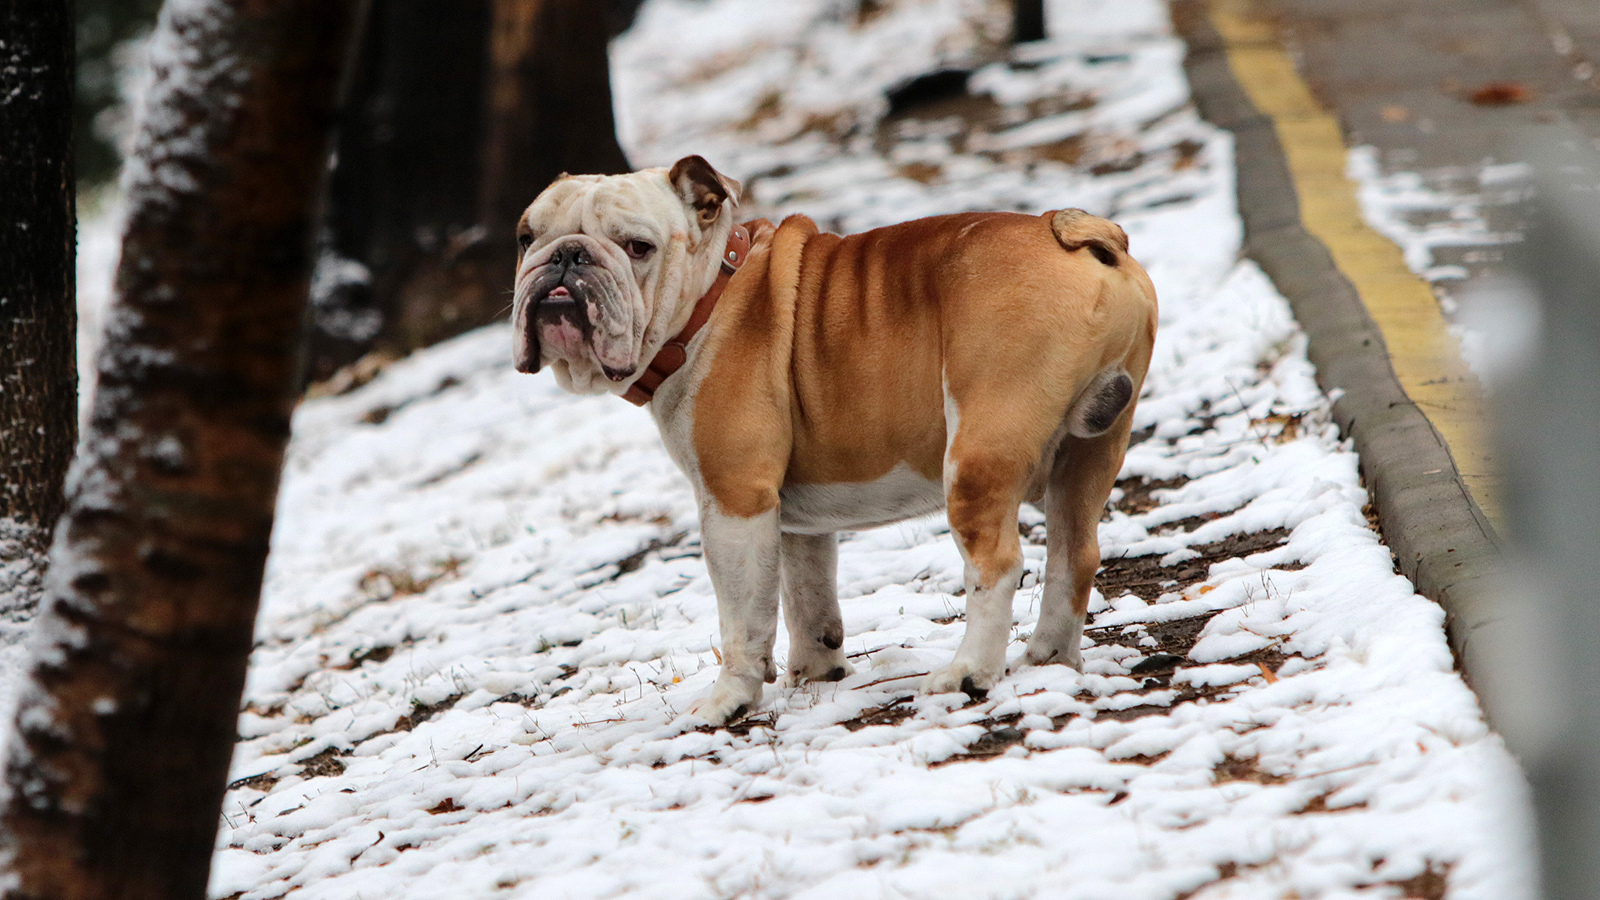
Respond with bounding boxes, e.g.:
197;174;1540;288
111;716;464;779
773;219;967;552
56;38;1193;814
0;518;41;731
120;0;246;214
74;188;123;422
52;0;1536;897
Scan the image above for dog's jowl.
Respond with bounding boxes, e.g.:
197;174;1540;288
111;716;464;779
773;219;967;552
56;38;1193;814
512;155;1158;725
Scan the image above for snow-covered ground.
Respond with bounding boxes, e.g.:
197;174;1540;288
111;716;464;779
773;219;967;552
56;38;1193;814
57;0;1528;897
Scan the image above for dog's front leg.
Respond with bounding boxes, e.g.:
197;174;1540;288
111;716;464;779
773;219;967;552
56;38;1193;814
780;531;853;685
689;503;782;725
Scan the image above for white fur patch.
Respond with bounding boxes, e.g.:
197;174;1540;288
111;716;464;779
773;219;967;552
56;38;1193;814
778;463;944;533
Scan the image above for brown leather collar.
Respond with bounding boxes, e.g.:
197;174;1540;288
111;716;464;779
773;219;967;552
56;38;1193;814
622;223;751;406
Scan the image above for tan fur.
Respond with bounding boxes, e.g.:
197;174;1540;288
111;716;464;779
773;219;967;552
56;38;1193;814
692;210;1157;586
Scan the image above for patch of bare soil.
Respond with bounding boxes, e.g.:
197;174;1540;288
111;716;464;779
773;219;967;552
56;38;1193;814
1383;863;1451;899
1298;791;1368;814
842;696;918;732
305;349;401;399
227;771;281;793
1112;475;1191;517
1097;527;1294;603
299;747;347;780
227;745;350;793
1213;754;1289;785
696;711;779;737
357;375;461;424
1175;859;1448;900
929;713;1027;767
358;555;465;600
403;695;464;731
335;643;397;670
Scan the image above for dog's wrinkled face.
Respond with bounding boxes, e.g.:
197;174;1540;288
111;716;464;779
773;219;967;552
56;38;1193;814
511;155;741;394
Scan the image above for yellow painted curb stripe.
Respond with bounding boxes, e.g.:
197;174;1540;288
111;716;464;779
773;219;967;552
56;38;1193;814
1207;0;1498;524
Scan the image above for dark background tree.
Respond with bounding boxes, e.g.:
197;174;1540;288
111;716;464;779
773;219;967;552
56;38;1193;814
0;1;78;628
0;0;365;895
306;0;642;383
75;0;163;186
1013;0;1046;44
310;0;497;375
477;0;633;294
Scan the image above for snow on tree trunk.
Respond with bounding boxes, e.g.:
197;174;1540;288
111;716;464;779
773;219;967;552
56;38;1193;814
0;0;364;896
0;0;77;651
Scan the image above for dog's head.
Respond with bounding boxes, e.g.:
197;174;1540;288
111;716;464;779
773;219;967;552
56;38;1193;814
510;155;742;394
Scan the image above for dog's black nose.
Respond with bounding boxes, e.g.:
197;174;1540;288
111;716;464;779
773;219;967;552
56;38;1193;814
549;242;593;269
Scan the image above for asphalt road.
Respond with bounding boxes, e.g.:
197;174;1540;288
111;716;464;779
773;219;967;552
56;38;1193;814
1268;0;1600;290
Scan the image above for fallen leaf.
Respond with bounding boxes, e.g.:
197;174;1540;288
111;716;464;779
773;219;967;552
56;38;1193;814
1470;81;1533;105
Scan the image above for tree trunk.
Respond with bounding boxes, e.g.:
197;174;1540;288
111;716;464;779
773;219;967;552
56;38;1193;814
0;1;365;897
477;0;632;283
1013;0;1046;44
0;0;77;637
307;0;632;381
309;0;493;382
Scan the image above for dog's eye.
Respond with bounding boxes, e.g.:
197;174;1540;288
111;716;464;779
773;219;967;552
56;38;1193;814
518;232;534;253
625;239;655;260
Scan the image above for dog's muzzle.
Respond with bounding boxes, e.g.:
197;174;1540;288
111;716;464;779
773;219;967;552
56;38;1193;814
514;240;603;375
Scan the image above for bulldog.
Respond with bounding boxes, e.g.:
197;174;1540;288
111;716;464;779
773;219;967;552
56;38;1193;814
512;156;1158;725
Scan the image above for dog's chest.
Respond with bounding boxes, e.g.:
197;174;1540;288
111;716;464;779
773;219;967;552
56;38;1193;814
777;463;945;534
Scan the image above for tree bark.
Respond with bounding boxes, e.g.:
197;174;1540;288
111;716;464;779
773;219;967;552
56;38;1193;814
466;0;631;350
0;0;77;633
0;1;365;897
477;0;632;272
309;0;493;381
307;0;633;381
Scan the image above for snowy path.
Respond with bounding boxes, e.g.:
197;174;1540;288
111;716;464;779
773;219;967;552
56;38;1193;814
209;2;1531;898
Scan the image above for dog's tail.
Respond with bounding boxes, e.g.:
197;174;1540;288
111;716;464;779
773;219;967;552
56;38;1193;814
1050;208;1127;268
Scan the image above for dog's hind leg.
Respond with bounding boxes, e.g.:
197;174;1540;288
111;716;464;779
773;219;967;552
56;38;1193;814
925;411;1034;697
779;532;854;685
1024;415;1132;670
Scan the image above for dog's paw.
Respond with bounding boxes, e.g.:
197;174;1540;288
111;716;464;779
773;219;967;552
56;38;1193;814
782;653;854;687
686;675;765;727
923;658;1003;698
1023;638;1083;671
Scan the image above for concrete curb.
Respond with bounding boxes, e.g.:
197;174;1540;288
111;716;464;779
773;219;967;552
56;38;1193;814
1172;1;1502;676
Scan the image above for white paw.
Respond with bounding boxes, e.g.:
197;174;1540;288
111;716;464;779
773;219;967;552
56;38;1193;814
782;654;854;687
686;675;764;726
1023;639;1083;670
923;658;1003;697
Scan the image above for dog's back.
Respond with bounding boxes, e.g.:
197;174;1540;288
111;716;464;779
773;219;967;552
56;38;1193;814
773;209;1157;497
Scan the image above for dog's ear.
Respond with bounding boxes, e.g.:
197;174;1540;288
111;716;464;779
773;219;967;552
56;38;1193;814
669;155;742;226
